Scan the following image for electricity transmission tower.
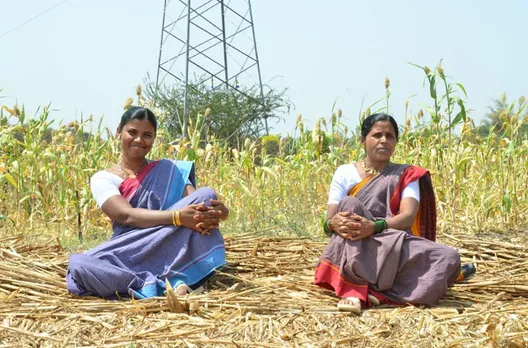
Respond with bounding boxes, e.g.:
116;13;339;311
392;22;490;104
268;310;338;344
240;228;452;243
155;0;269;138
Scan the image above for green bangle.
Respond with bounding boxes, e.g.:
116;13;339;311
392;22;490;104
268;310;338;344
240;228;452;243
374;219;387;234
323;218;334;237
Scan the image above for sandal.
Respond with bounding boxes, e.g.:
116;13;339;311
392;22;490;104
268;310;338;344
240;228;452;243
175;283;193;296
368;294;380;306
337;297;361;314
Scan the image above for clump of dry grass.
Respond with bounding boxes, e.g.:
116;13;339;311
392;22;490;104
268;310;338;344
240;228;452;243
0;232;526;347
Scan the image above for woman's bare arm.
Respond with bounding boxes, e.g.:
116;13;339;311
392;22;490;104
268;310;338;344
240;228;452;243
101;184;218;230
385;197;419;231
327;204;338;219
102;195;179;228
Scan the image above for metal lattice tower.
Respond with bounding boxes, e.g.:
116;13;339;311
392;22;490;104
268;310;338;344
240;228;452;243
155;0;268;137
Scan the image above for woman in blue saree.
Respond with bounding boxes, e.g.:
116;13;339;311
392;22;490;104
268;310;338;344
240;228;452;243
66;107;227;299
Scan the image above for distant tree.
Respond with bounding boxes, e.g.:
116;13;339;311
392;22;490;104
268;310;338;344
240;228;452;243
475;93;528;138
485;92;510;129
144;79;292;145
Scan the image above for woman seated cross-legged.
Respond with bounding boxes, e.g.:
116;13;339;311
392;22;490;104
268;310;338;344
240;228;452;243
315;113;462;313
67;107;227;299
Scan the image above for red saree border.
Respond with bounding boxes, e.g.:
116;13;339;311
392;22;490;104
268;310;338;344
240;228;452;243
314;259;398;307
315;259;368;301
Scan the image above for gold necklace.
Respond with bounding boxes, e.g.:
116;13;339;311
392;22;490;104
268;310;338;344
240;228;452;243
362;159;380;177
120;159;149;179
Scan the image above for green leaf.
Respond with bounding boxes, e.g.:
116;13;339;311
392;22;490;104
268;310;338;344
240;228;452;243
457;157;473;172
408;62;426;72
502;194;512;213
331;98;338;113
260;166;278;180
423;105;439;123
261;135;280;145
3;173;18;189
243;157;251;169
451;99;467;127
186;149;196;161
455;83;468;98
429;76;437;99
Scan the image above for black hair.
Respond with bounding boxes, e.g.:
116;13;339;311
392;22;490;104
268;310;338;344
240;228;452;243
360;113;399;140
118;107;157;133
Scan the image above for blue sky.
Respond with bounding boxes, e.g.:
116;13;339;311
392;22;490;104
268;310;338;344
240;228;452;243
1;0;526;135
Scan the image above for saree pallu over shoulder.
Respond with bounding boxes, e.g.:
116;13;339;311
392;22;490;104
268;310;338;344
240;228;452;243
120;159;195;207
114;159;197;236
66;159;226;299
391;165;436;242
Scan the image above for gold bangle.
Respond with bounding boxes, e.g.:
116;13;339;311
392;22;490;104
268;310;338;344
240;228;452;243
175;210;182;226
172;210;177;226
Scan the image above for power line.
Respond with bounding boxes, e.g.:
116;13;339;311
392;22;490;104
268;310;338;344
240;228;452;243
0;0;69;40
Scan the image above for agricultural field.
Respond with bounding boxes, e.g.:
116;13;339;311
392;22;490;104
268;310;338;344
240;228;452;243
0;83;527;346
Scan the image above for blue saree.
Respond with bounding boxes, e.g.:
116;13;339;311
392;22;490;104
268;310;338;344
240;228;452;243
66;159;226;299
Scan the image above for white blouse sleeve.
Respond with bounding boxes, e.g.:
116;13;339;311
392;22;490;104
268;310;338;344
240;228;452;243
90;171;124;208
327;164;361;205
402;179;420;202
328;166;347;205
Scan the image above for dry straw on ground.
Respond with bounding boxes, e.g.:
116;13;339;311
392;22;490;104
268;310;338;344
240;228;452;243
0;232;527;347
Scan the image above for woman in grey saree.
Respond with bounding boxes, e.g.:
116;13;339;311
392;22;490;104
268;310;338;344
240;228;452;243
315;113;461;313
